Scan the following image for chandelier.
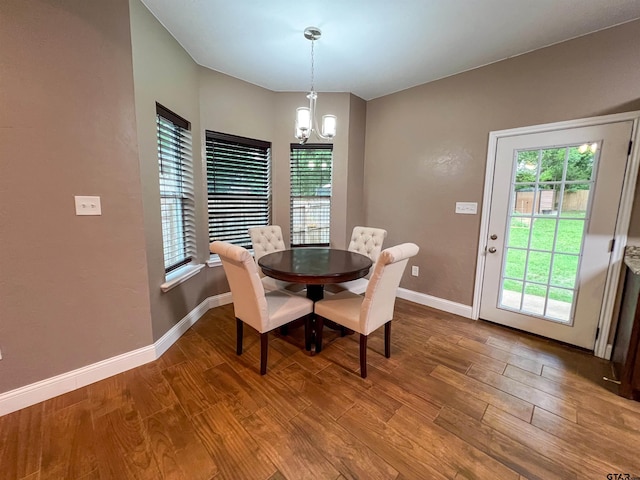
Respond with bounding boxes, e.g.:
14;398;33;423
295;27;337;144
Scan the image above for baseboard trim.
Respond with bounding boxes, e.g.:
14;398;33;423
397;288;473;319
0;292;233;416
0;345;156;417
209;292;233;310
154;297;212;358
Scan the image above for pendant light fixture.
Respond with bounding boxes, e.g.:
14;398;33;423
295;27;336;144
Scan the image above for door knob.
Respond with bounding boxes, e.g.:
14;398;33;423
488;247;497;253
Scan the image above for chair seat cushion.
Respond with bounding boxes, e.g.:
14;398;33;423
314;291;364;333
326;278;369;295
264;290;313;331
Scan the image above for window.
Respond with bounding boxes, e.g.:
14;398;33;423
206;131;271;249
156;104;195;274
290;144;333;246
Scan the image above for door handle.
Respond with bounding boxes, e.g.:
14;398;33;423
488;247;497;253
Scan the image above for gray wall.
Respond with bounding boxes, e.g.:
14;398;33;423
0;0;152;393
364;19;640;306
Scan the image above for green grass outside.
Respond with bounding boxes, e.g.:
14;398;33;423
502;212;585;304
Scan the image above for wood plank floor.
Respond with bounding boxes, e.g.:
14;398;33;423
2;299;640;480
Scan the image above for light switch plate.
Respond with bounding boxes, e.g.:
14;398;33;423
75;196;102;215
455;202;477;214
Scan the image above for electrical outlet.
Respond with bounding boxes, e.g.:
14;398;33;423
75;196;102;216
411;265;419;276
455;202;478;214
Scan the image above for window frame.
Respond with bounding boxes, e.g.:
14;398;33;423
205;131;272;254
290;143;333;247
155;103;196;276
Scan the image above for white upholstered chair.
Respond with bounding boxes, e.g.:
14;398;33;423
210;241;314;375
248;225;296;292
314;243;419;378
249;225;286;261
329;226;387;294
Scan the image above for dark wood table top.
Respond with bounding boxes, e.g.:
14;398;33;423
258;248;372;285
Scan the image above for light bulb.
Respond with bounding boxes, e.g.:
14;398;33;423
322;115;336;138
296;107;311;132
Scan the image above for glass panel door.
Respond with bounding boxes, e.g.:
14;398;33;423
500;144;597;323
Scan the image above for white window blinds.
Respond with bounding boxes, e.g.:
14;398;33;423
290;144;333;246
156;104;196;273
206;131;271;249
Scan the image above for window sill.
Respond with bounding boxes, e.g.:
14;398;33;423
161;264;205;292
207;255;223;268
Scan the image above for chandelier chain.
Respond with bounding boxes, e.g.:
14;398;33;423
310;38;315;92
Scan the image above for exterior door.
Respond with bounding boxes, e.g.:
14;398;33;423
479;121;633;349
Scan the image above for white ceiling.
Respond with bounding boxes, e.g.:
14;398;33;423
140;0;640;101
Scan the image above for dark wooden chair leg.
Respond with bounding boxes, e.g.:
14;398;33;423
236;318;243;355
360;334;368;378
305;314;312;351
384;321;391;358
340;326;347;337
260;332;269;375
280;325;289;336
315;316;324;353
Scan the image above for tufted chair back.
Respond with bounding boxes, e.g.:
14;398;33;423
249;225;286;261
347;226;388;262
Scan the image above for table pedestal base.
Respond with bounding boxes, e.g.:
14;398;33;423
306;284;325;301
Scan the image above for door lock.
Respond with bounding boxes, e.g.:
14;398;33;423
488;247;497;253
490;234;498;240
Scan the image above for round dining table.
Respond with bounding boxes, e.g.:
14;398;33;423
257;247;373;301
258;247;373;352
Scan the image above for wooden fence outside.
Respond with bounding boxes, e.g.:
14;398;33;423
514;189;589;214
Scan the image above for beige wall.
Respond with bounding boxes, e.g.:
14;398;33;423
364;19;640;306
0;0;152;392
346;94;367;236
199;68;276;141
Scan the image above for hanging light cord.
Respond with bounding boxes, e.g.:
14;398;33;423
310;38;315;93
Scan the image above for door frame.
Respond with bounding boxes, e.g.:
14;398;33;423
472;111;640;358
